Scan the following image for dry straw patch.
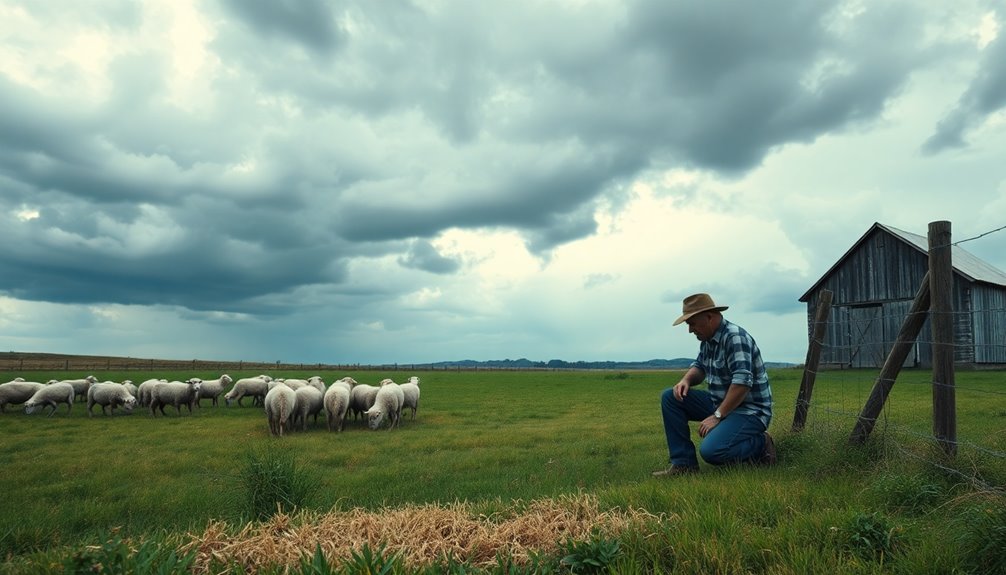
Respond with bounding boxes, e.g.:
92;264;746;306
182;493;668;572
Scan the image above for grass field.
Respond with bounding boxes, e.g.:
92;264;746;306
1;367;1004;573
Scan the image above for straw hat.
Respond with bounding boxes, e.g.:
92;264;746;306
672;293;729;326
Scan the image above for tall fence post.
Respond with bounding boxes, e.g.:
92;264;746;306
849;271;931;444
929;220;957;456
792;289;833;432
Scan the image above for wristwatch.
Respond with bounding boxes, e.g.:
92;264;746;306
714;409;723;420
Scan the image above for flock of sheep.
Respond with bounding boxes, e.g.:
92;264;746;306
0;374;422;436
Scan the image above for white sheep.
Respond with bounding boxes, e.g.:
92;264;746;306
122;381;138;398
366;382;403;430
264;383;297;436
293;386;324;431
87;383;137;416
225;377;271;407
149;380;203;416
379;378;405;422
400;378;421;420
56;375;98;402
349;383;380;421
193;374;233;407
323;378;355;432
0;381;45;413
136;379;167;407
24;382;75;416
273;378;308;390
306;375;327;392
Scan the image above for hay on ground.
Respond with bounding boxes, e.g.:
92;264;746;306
181;493;669;572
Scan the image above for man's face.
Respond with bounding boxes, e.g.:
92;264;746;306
685;312;717;341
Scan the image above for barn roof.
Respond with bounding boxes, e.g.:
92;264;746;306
799;222;1006;302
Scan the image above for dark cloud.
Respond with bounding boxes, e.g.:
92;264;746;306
923;30;1006;154
398;240;461;274
219;0;345;55
0;0;949;324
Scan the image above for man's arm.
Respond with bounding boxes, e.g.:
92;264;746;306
672;366;706;401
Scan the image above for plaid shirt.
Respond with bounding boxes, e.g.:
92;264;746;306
690;319;773;428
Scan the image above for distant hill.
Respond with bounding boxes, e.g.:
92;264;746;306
425;358;798;370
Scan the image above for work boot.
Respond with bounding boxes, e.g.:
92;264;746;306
760;432;777;465
651;465;699;477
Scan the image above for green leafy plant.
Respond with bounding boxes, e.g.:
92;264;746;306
62;533;195;575
343;542;403;575
560;532;620;574
239;446;318;520
838;511;898;562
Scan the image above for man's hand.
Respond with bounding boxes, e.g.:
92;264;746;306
698;415;720;437
672;380;690;401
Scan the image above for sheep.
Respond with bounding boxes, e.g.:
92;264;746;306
136;379;167;407
264;383;297;437
56;375;98;402
24;382;75;416
323;378;355;432
400;378;421;420
122;380;138;398
225;377;271;407
349;384;380;421
87;383;137;416
0;381;45;413
306;375;327;392
193;374;233;407
366;382;403;430
273;378;308;390
379;378;405;422
293;386;324;431
149;380;202;416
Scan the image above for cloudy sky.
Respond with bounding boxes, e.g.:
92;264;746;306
1;0;1004;365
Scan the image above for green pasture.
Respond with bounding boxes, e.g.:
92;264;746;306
1;368;1004;573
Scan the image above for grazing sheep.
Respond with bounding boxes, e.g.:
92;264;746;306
24;382;75;416
225;377;271;407
136;379;167;407
306;375;327;392
122;381;138;398
401;378;421;420
323;378;354;432
149;380;203;416
366;382;403;430
293;386;324;431
273;378;308;390
87;383;137;416
194;374;233;407
224;377;264;406
57;376;98;402
0;381;45;413
264;383;297;437
379;378;405;421
349;384;380;421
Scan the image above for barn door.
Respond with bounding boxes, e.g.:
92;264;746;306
849;305;884;368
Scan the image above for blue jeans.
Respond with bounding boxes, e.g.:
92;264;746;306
660;387;767;467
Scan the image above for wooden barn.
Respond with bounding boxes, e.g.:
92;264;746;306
799;222;1006;368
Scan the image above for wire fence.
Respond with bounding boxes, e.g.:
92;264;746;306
797;303;1006;491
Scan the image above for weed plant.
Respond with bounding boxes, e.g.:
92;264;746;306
1;367;1004;573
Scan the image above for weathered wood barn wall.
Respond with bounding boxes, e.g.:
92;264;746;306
800;222;1006;368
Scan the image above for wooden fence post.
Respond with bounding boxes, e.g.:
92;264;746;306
849;271;931;444
929;220;957;456
792;289;833;432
